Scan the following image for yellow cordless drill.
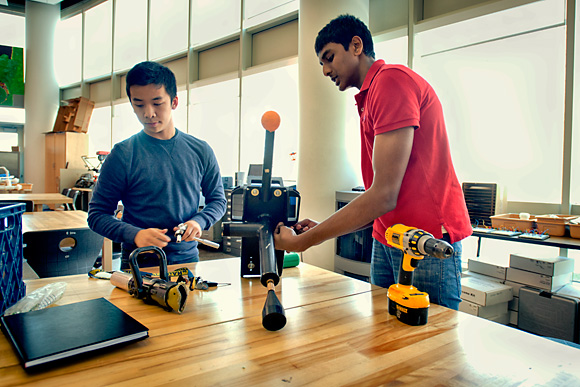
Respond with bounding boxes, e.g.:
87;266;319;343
385;224;454;326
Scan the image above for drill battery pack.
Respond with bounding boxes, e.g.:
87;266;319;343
387;284;430;326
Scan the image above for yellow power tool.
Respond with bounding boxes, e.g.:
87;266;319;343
385;224;454;326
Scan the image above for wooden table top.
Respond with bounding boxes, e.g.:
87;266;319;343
1;193;73;212
1;258;579;385
21;210;89;233
0;193;73;205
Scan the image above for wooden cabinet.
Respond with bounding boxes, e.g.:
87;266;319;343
45;132;88;193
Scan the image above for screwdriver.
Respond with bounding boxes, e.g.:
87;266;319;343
175;223;220;249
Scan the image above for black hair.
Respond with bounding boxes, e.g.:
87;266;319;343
315;14;375;59
126;61;177;101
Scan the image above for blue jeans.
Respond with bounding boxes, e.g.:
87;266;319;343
370;237;463;310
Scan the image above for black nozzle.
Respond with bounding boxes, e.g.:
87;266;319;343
262;289;286;331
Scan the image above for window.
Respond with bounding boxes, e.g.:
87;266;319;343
374;35;407;66
84;1;113;80
112;102;141;146
54;15;82;86
0;108;24;124
414;1;566;204
190;79;240;179
173;90;188;133
87;106;112;154
149;0;189;60
244;0;297;29
191;0;241;47
0;132;18;152
114;0;147;72
241;64;298;184
0;13;24;47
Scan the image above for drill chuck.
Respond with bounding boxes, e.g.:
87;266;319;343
421;237;454;259
387;224;454;259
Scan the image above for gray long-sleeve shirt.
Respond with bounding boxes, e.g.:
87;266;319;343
88;129;226;263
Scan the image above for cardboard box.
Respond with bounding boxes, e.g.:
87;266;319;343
459;299;508;318
504;280;526;297
53;97;94;133
509;310;518;326
461;270;505;284
460;276;513;306
506;268;571;292
490;213;535;230
570;224;580;239
534;215;576;236
509;253;574;276
468;256;509;280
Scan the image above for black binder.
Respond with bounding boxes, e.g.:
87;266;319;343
1;297;149;369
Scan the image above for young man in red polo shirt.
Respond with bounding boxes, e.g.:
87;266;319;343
274;14;471;309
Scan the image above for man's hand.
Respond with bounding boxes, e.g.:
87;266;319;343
135;228;171;248
274;219;319;252
173;220;202;242
291;218;318;235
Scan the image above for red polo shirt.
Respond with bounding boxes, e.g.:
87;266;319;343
354;60;471;245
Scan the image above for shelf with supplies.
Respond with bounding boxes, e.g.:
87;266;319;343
472;229;580;257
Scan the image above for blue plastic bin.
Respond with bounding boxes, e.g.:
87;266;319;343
0;203;26;315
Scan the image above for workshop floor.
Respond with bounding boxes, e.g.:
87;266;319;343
22;247;236;280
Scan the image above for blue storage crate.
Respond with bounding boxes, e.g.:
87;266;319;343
0;203;26;315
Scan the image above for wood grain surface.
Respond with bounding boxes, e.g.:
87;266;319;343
22;210;89;233
1;193;73;212
1;258;579;386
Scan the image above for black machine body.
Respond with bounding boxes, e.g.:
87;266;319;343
226;183;300;281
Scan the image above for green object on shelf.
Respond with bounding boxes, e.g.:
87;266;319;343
283;252;300;268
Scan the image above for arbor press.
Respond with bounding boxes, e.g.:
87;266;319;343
222;111;300;331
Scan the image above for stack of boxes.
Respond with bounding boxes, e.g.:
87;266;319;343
52;97;94;133
461;252;579;343
508;253;577;343
460;255;513;324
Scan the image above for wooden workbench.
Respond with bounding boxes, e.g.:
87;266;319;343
0;193;73;212
22;210;89;233
1;258;579;385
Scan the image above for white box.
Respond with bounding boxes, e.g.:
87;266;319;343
504;280;526;297
506;268;571;292
509;310;518;325
509;254;574;276
459;300;508;318
461;270;505;284
460;277;513;306
468;256;509;280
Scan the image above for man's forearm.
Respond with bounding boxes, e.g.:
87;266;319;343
299;188;393;250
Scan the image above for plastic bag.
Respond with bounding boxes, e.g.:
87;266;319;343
3;282;67;316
